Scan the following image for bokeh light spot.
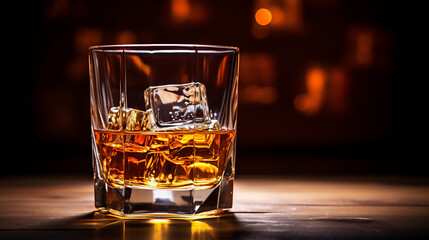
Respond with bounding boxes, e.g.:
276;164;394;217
255;8;272;26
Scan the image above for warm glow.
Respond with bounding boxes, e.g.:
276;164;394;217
149;219;170;223
191;221;215;240
293;93;310;112
294;67;349;115
270;6;284;26
149;219;170;240
282;0;302;30
294;67;326;115
328;68;348;115
255;8;272;26
251;25;269;39
242;85;277;104
116;30;137;44
307;68;325;91
239;53;277;105
356;33;374;66
74;28;102;54
172;0;191;22
252;0;302;32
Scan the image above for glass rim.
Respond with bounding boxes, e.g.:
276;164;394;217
88;44;239;52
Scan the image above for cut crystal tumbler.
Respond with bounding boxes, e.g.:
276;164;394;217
89;44;239;218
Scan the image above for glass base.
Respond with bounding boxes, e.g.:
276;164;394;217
93;175;233;219
102;208;229;220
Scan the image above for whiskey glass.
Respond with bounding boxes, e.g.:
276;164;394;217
89;44;239;218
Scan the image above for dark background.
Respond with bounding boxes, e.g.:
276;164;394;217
6;0;425;177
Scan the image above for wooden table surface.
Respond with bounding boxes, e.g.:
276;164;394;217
0;176;428;239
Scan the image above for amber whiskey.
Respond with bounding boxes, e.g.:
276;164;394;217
94;129;235;189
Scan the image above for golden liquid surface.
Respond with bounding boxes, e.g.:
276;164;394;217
94;129;235;189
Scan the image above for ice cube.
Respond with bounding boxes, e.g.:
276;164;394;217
144;82;212;129
107;107;133;130
107;107;154;131
125;109;155;131
195;120;221;131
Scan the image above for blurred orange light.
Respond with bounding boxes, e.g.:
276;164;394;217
172;0;190;22
356;33;374;66
239;52;278;105
293;93;310;112
191;221;215;239
74;28;102;54
307;68;325;92
270;6;284;26
255;8;272;26
328;68;348;115
116;30;137;44
242;85;277;105
294;67;326;115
